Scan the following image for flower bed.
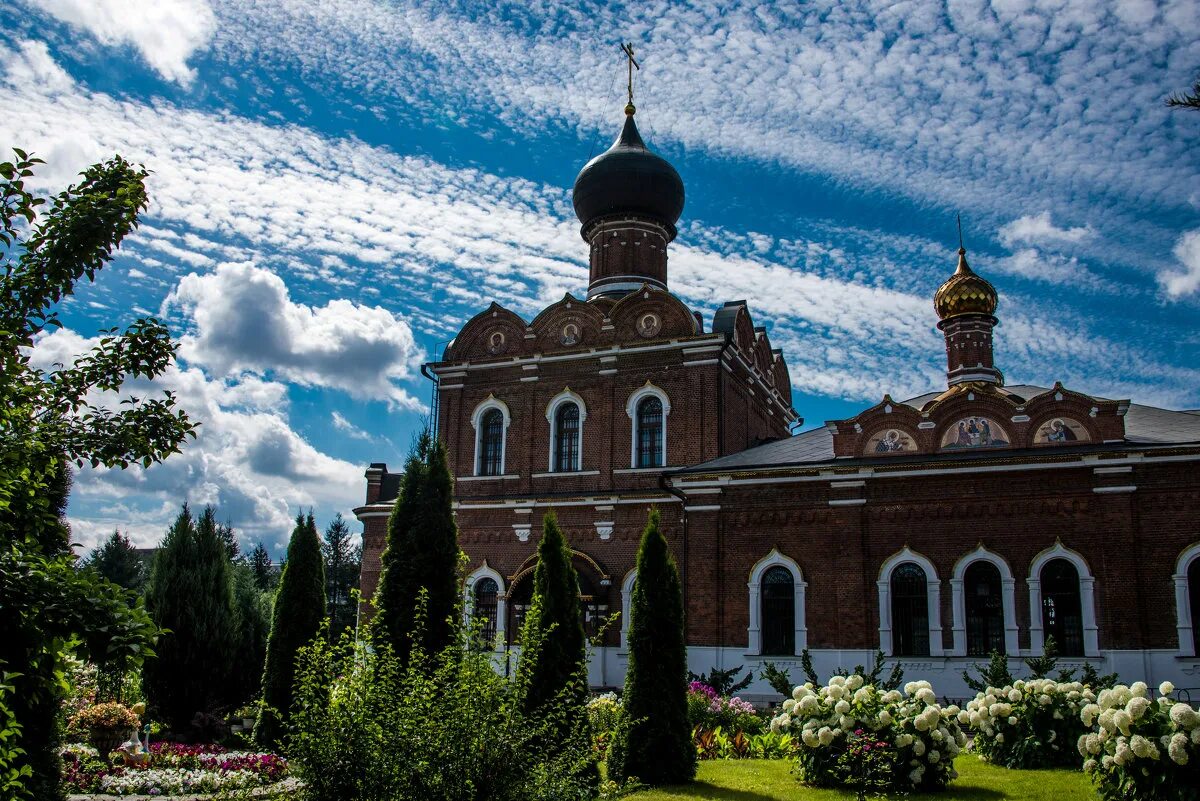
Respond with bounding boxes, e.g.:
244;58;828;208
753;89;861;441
770;676;965;792
964;678;1096;769
1080;681;1200;801
687;681;763;735
63;741;287;796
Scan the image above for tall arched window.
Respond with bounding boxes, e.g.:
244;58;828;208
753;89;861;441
473;577;498;645
636;396;664;468
479;408;504;476
507;576;533;644
554;403;580;472
761;566;795;656
965;561;1005;656
1041;558;1084;657
1190;558;1200;655
891;563;930;657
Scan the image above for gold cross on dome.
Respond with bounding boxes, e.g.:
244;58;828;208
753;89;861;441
620;42;640;110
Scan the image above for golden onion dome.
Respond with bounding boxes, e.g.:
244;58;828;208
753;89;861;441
934;247;998;320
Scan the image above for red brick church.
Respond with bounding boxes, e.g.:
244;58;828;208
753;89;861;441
356;100;1200;697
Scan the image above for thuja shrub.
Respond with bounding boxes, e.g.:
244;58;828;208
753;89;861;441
770;676;965;792
1080;681;1200;801
964;678;1096;769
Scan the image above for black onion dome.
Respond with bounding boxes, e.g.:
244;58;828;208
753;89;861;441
572;111;685;239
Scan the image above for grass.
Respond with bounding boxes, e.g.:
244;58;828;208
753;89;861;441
629;756;1096;801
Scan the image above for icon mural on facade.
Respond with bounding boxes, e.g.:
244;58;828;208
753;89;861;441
940;417;1010;449
864;428;917;454
1034;417;1090;445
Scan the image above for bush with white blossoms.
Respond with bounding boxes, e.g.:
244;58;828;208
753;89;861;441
964;678;1096;769
1081;681;1200;801
770;675;965;791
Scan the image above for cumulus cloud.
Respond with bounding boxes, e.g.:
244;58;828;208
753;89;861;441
165;262;424;407
998;212;1094;248
0;39;73;93
331;411;375;442
29;0;215;85
1159;229;1200;298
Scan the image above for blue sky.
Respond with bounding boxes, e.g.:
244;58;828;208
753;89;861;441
2;0;1198;555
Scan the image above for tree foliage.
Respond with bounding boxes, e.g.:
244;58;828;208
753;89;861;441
321;512;360;638
256;513;326;749
0;150;194;799
83;529;146;592
608;508;696;785
1167;74;1200;110
374;431;460;664
249;542;274;590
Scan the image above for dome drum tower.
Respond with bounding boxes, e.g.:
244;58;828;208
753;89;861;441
934;247;1002;386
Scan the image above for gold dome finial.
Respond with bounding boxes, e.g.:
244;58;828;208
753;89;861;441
934;218;997;320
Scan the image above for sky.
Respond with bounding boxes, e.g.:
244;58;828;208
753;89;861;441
2;0;1198;556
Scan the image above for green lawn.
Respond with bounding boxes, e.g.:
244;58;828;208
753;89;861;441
630;756;1095;801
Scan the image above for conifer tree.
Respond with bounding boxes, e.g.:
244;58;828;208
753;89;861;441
256;513;326;748
84;529;146;592
374;431;460;662
516;511;587;715
230;561;272;706
249;542;274;589
322;513;360;638
608;508;695;785
144;505;238;731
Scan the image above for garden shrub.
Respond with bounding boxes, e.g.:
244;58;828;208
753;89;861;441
770;676;965;792
687;665;753;696
964;678;1096;769
686;681;763;734
0;668;31;800
693;727;795;760
1080;681;1200;801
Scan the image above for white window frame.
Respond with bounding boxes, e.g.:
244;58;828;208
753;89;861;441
545;389;587;472
1028;542;1099;657
470;395;511;476
877;547;944;657
620;568;637;649
1173;542;1200;657
747;548;808;655
950;545;1019;657
464;562;506;648
625;383;670;468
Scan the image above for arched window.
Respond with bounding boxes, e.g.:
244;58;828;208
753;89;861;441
891;562;930;657
473;577;499;645
1041;558;1084;657
1191;558;1200;655
965;561;1005;656
636;396;663;468
507;576;533;644
761;566;795;656
554;403;580;472
479;408;504;476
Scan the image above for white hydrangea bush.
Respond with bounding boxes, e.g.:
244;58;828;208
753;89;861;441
769;676;965;791
1081;681;1200;801
964;678;1095;768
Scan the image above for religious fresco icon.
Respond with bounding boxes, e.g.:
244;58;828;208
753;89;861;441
486;330;507;355
1034;417;1090;445
560;322;581;346
864;428;917;454
939;416;1010;449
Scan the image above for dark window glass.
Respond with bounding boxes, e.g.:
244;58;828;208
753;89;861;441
965;561;1005;656
578;570;601;640
1190;559;1200;655
636;396;663;468
507;576;533;644
555;403;580;472
473;578;498;646
479;408;504;476
891;562;930;656
761;566;795;655
1041;559;1084;657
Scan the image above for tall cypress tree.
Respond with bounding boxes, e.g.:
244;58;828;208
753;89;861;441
255;513;326;749
608;508;696;785
144;505;238;732
373;431;460;662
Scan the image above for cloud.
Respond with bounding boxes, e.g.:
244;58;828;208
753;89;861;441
165;262;424;408
331;411;375;442
998;212;1094;248
29;0;215;85
1159;229;1200;298
0;39;73;93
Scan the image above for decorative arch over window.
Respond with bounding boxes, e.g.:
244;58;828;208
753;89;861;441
470;396;511;476
625;383;670;468
620;568;637;650
747;549;808;655
464;563;506;648
877;547;943;657
950;546;1018;657
1173;543;1200;657
1028;542;1098;657
545;389;587;472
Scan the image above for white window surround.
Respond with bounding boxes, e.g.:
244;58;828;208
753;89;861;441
950;545;1019;656
620;569;637;649
1173;542;1200;657
545;389;587;472
464;562;506;648
625;383;670;468
470;396;511;476
877;547;944;657
747;549;808;655
1027;542;1099;657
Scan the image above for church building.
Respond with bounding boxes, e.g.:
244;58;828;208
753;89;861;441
356;98;1200;698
